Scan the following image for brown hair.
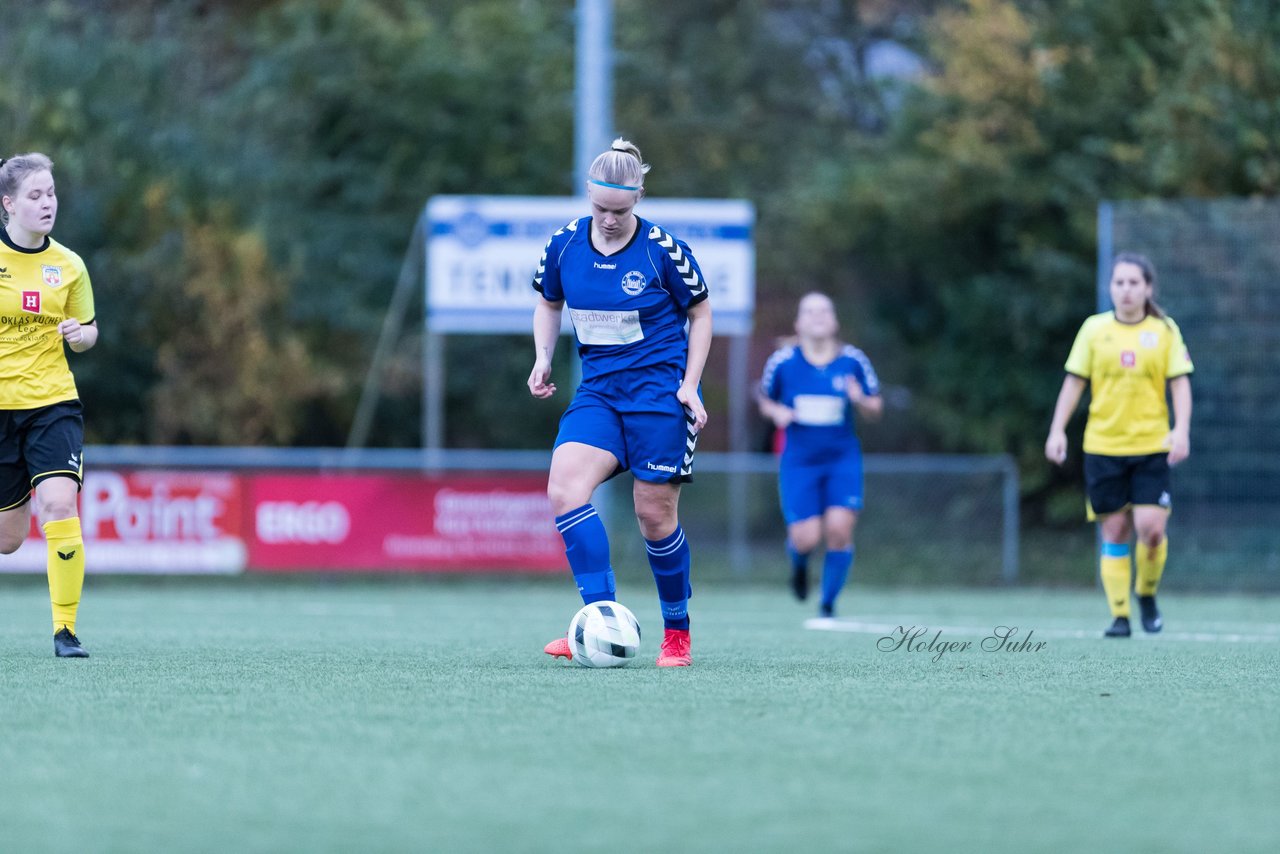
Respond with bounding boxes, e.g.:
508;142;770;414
1112;251;1166;321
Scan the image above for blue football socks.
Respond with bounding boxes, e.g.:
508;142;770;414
819;547;854;615
645;525;691;630
555;504;615;604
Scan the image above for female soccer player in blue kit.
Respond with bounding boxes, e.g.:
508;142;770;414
758;293;881;619
528;138;712;667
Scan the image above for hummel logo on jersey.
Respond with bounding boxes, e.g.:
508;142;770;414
58;549;77;561
593;261;616;270
646;461;677;473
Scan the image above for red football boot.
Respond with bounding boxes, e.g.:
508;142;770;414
656;628;692;667
544;637;572;660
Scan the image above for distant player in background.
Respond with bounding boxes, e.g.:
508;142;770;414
528;138;712;667
1045;252;1193;637
758;293;881;619
0;153;98;658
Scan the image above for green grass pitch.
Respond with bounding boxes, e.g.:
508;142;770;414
2;577;1278;853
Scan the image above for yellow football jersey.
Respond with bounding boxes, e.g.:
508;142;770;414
1065;312;1193;455
0;231;96;408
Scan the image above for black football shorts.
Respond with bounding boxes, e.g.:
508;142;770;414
1083;451;1170;518
0;400;85;511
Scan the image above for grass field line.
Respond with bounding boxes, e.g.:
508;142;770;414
805;618;1280;643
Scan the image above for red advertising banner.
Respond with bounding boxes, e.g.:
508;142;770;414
247;473;566;572
0;469;565;575
0;469;247;574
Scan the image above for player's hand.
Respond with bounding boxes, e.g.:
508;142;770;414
527;360;556;399
769;406;794;430
58;318;84;345
845;377;864;404
1044;431;1068;465
677;382;707;432
1167;430;1190;466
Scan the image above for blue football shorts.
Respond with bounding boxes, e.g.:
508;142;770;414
555;364;698;484
777;449;864;524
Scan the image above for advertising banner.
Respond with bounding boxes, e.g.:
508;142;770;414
0;469;246;574
0;470;565;575
247;473;565;572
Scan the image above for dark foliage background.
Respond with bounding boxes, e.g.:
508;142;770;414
4;0;1278;523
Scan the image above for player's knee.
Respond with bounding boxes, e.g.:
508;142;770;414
790;528;821;553
634;508;675;539
824;515;856;549
1138;528;1165;549
633;500;677;539
1100;516;1131;542
38;499;79;522
0;531;27;554
546;480;587;516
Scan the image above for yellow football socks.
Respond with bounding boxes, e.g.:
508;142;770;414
1100;541;1131;618
44;517;85;634
1135;536;1168;597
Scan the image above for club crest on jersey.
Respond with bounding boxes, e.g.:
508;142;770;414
21;291;41;313
42;265;62;287
1140;332;1158;348
621;270;647;296
1120;350;1136;368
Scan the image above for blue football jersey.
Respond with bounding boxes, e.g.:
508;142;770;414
533;216;709;381
760;344;880;464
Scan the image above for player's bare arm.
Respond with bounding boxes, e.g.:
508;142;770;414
1045;374;1087;465
1167;374;1192;465
677;300;712;431
528;299;563;399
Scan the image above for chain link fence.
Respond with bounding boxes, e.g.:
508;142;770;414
1100;198;1280;589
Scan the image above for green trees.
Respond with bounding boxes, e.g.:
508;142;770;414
783;0;1280;518
3;0;1277;486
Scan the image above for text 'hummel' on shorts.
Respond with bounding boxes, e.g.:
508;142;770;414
554;365;698;484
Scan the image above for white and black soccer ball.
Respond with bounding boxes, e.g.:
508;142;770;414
568;601;641;668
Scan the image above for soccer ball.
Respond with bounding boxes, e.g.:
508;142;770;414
568;601;641;668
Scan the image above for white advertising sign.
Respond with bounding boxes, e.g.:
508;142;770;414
426;195;755;334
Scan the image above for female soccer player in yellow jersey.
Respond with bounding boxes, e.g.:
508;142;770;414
0;153;98;657
1045;253;1193;637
